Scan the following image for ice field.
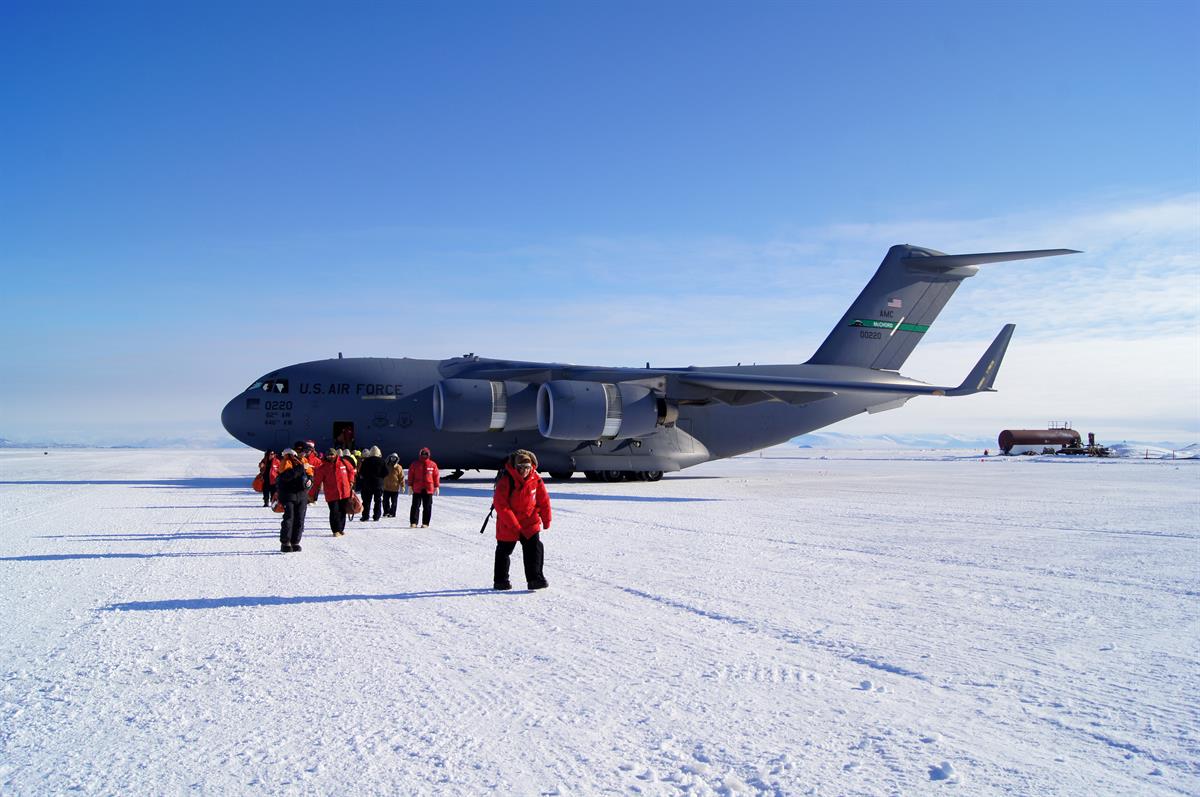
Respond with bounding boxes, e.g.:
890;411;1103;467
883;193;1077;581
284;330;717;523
1;448;1197;795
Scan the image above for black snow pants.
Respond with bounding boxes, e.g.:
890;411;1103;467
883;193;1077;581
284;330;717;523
327;497;349;534
494;534;545;588
383;490;399;517
361;487;382;521
409;493;433;525
280;498;308;546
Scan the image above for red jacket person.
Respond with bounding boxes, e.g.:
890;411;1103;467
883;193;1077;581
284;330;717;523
407;447;440;527
310;449;356;537
492;449;551;591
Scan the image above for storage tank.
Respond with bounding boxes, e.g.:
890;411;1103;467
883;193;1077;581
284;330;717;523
998;428;1082;454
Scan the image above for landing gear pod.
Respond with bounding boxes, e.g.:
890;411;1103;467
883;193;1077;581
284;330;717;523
433;379;538;432
536;381;662;440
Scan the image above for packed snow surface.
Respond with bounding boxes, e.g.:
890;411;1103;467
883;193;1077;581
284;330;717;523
1;449;1197;795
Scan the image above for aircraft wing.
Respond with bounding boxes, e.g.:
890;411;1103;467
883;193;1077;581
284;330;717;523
450;325;1016;404
680;324;1016;398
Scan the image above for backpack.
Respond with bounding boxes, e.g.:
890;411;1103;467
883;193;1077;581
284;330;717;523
480;467;519;534
278;465;312;495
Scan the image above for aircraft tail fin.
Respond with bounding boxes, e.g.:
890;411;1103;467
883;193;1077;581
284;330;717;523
805;245;1078;370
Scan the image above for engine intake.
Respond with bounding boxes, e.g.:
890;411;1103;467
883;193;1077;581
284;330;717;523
537;380;663;440
434;379;537;432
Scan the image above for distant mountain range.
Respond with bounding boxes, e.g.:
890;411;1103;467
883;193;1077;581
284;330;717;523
792;432;994;449
791;432;1197;452
0;435;247;450
3;432;1193;452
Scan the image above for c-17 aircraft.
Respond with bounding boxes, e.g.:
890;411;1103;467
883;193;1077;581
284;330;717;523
221;244;1078;481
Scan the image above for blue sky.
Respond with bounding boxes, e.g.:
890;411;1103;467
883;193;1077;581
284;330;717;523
2;0;1197;444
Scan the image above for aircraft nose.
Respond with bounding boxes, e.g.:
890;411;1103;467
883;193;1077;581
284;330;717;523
221;395;246;443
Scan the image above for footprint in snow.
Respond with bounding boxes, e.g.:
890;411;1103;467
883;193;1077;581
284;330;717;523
928;761;959;782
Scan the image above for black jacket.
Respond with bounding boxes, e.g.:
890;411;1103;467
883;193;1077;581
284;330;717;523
358;456;388;490
276;463;312;501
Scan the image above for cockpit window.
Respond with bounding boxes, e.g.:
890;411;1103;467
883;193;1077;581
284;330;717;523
246;377;288;393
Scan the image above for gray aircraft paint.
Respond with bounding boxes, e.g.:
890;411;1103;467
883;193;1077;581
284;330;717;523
221;245;1078;476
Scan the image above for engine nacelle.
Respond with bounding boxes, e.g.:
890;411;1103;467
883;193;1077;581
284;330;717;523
433;379;538;432
537;381;663;440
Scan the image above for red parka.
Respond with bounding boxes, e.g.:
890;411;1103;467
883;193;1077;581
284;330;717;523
309;456;356;503
258;455;280;485
408;450;440;494
494;462;552;542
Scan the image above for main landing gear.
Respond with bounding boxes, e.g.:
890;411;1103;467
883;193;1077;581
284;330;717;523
580;470;664;482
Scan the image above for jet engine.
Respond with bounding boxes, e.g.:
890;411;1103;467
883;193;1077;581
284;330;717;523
537;381;664;440
433;379;538;432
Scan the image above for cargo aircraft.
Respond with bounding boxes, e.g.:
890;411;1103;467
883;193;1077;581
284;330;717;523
221;244;1078;481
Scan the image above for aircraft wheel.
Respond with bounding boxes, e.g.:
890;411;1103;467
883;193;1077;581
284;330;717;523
583;470;602;482
630;472;648;481
601;470;623;482
643;470;664;482
548;470;574;481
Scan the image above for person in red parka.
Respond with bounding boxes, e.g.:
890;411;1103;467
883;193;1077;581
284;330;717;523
258;450;280;507
407;446;440;527
309;448;356;537
492;449;551;591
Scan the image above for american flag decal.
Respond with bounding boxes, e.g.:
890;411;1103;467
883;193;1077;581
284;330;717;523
888;298;903;309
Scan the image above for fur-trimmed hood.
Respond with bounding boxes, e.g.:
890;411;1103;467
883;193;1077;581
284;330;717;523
508;449;538;470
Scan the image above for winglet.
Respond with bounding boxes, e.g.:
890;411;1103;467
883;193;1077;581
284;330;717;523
943;324;1017;397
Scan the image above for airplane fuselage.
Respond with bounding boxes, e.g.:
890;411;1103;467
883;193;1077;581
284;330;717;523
220;355;909;474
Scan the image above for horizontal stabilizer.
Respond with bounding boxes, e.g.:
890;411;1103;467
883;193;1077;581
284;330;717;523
903;249;1080;271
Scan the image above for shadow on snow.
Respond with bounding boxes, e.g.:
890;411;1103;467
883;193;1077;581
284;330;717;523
441;486;720;503
0;478;249;489
2;551;275;562
105;588;513;611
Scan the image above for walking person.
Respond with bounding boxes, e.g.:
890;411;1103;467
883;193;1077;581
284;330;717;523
357;446;388;521
258;450;279;507
408;447;440;527
492;449;551;591
275;449;313;552
382;453;406;517
310;448;356;537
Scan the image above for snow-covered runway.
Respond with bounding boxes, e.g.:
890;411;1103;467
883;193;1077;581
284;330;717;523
1;449;1196;795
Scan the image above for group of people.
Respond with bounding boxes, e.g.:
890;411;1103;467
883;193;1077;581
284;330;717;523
255;443;551;590
257;441;443;544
